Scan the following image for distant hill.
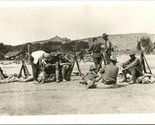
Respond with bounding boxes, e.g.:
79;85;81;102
19;33;155;51
32;35;71;44
79;33;155;51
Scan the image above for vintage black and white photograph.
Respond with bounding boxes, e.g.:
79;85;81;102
0;1;155;123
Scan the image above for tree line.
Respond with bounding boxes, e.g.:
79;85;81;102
0;36;154;60
0;40;89;60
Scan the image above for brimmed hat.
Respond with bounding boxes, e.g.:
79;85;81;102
110;56;118;63
129;52;135;56
102;33;109;38
89;65;97;71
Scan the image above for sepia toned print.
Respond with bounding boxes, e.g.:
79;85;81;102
0;1;155;116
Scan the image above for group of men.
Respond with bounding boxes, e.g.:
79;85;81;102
30;50;73;84
18;32;154;87
29;33;112;84
81;33;151;88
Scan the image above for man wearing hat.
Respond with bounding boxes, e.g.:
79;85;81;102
99;55;119;86
121;52;143;84
102;33;112;65
30;50;51;84
88;37;102;69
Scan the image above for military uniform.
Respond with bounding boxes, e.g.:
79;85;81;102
88;42;102;69
122;56;143;83
30;50;51;83
122;52;143;83
45;53;73;82
100;62;119;85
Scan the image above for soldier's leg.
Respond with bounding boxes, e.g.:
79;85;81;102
55;62;60;83
30;56;39;83
97;57;102;71
130;67;141;83
135;67;143;79
92;57;98;69
121;64;129;82
31;63;39;82
122;70;128;82
62;65;66;81
64;64;73;81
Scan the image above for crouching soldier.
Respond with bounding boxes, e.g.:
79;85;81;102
100;56;119;87
30;50;51;84
80;65;100;89
56;53;73;82
46;52;73;83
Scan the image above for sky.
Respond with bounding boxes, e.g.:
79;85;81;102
1;1;155;45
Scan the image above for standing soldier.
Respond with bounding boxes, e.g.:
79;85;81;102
102;33;112;65
88;37;102;69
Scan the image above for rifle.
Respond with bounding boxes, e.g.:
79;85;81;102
97;52;106;72
0;67;6;79
140;50;153;75
140;51;147;73
74;52;82;76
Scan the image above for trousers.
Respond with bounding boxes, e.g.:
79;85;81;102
30;56;40;81
127;66;143;82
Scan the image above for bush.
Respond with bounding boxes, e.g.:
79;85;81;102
137;36;153;54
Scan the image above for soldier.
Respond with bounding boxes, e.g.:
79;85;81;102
55;53;73;82
88;37;102;69
80;65;100;89
45;52;73;83
100;56;119;87
30;50;51;84
102;33;112;65
121;52;143;84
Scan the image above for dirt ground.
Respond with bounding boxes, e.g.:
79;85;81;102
0;54;155;115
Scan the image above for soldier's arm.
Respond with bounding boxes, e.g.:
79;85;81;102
126;58;140;69
95;72;102;82
87;44;93;53
33;57;39;64
121;60;130;68
64;55;72;63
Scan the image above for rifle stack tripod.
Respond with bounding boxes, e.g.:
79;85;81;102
140;51;152;74
18;59;31;78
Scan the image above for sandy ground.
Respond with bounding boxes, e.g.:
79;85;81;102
0;54;155;115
